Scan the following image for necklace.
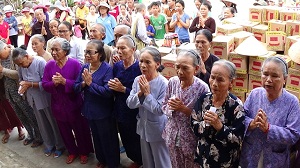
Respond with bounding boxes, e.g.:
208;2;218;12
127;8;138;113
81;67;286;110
89;62;101;73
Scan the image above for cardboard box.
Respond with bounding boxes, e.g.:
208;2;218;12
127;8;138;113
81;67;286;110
222;17;241;25
216;24;243;36
285;20;300;36
263;7;280;23
252;24;269;42
249;6;264;23
274;54;292;67
248;51;277;76
240;21;260;32
248;74;262;91
286;68;300;92
286;89;300;102
296;11;300;21
290;61;300;70
158;47;172;57
268;20;286;32
228;52;248;74
266;31;286;51
230;90;246;102
161;53;177;79
211;36;234;59
284;35;300;55
280;10;296;21
229;31;254;49
233;74;249;92
177;43;196;54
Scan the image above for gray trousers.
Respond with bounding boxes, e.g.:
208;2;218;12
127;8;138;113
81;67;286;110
140;138;172;168
32;105;64;150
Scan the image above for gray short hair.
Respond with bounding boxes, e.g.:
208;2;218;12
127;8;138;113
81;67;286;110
177;49;201;67
119;35;136;49
136;3;146;12
94;23;106;34
213;59;236;80
51;37;71;55
31;34;46;44
115;24;131;34
12;48;28;61
261;56;288;78
140;46;164;72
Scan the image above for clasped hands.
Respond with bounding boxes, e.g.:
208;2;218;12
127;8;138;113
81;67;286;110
108;78;125;93
52;72;66;86
138;75;150;97
249;109;269;133
18;81;31;94
82;68;92;86
203;110;223;131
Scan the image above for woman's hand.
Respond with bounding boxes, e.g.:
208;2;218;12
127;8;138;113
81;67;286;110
112;55;121;63
18;81;31;94
82;68;92;86
52;72;66;86
204;111;223;131
138;75;150;96
249;109;269;133
108;78;125;93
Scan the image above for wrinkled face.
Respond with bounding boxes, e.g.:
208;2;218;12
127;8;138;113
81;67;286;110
175;3;183;12
209;64;232;95
195;0;201;10
84;43;100;63
13;56;31;68
89;26;104;40
200;4;209;16
151;5;159;15
175;55;197;82
139;51;159;76
50;42;67;61
58;24;72;41
90;6;96;14
261;61;286;96
0;45;11;60
195;34;210;57
224;8;234;19
114;27;128;44
49;20;59;36
31;38;44;53
35;10;44;22
116;38;135;60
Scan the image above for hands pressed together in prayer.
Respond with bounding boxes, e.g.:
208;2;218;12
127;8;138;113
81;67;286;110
138;75;150;97
82;68;92;86
52;72;66;86
249;109;269;133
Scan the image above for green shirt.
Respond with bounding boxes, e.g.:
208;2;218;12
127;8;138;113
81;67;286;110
150;14;167;39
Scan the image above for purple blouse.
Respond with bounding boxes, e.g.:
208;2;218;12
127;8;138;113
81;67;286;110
42;58;83;122
240;87;300;168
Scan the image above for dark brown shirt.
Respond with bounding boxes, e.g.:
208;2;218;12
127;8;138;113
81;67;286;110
164;7;176;33
189;17;216;35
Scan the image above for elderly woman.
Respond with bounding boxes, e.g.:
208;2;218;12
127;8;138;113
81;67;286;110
74;40;120;167
46;19;60;53
108;35;143;167
31;34;53;62
162;50;209;167
58;21;84;64
0;41;42;147
31;9;53;42
191;59;245;167
42;38;93;164
195;29;219;85
240;56;300;168
189;2;216;35
11;47;64;156
126;47;171;167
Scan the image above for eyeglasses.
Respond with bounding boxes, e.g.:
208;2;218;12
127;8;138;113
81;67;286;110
84;50;98;56
58;30;69;33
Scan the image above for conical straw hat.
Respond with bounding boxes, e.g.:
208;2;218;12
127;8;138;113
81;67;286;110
288;41;300;64
234;36;269;56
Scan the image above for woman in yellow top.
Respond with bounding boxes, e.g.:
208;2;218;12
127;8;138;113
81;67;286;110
21;7;32;47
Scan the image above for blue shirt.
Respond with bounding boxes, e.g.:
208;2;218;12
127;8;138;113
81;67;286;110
113;60;141;122
96;14;117;45
4;16;19;36
171;13;190;40
74;62;114;120
146;25;155;39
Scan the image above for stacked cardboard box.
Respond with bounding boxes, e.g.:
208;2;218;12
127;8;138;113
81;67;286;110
161;53;177;79
210;36;234;59
216;24;243;36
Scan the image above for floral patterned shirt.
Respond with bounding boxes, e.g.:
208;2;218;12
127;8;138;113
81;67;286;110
191;92;245;168
162;76;209;156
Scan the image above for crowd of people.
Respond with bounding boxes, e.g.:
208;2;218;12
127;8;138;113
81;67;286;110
0;0;300;168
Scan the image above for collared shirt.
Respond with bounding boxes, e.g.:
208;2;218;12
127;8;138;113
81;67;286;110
96;14;117;45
